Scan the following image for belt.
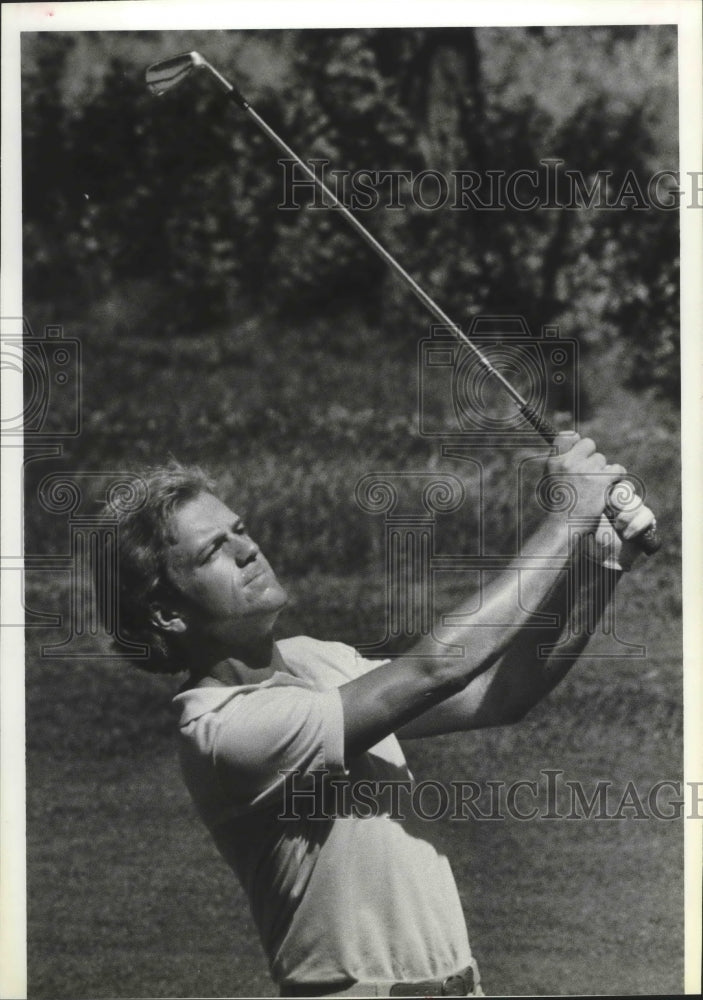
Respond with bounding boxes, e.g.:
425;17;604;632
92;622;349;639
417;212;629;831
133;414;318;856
281;963;475;997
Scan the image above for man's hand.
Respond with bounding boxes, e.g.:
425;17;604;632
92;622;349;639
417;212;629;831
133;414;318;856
546;432;655;571
587;486;656;572
544;431;627;526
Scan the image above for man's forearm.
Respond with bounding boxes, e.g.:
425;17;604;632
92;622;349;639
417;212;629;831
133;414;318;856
341;512;580;755
342;432;635;754
411;510;576;670
397;545;622;736
462;549;622;725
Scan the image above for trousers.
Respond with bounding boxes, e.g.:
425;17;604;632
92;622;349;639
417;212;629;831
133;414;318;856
280;959;484;998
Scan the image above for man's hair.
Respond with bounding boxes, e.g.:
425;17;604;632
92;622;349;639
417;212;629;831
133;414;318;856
97;460;215;674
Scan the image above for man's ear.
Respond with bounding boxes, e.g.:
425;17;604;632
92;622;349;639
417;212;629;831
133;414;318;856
149;600;188;635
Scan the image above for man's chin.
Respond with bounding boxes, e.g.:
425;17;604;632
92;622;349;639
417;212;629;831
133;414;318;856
272;582;289;611
247;570;288;609
258;578;288;615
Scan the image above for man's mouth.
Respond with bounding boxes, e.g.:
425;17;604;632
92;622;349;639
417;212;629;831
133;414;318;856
242;564;267;587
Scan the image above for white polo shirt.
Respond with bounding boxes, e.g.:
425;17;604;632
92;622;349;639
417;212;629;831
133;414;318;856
174;636;473;988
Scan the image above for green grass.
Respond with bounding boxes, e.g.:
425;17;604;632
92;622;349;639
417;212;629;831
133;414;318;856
26;556;683;998
24;306;683;997
27;715;683;998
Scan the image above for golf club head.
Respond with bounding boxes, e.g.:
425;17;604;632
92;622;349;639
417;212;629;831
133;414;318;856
145;51;206;96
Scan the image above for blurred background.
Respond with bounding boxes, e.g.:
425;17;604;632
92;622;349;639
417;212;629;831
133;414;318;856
22;26;682;998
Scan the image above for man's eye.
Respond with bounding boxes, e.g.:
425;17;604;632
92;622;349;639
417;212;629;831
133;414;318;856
203;538;225;563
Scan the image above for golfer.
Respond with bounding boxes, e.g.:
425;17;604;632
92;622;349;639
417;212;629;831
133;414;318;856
106;431;653;998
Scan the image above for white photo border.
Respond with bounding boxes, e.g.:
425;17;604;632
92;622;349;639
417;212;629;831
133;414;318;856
2;2;701;997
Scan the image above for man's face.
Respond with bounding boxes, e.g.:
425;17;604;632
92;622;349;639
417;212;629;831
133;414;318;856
161;491;288;651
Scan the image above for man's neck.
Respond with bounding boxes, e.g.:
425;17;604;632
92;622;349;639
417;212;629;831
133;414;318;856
189;638;285;688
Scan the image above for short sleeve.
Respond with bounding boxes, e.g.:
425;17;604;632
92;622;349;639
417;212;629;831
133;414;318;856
353;653;391;677
334;643;390;679
276;636;390;686
210;682;346;813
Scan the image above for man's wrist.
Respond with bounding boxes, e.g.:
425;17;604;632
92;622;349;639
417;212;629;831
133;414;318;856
583;527;642;573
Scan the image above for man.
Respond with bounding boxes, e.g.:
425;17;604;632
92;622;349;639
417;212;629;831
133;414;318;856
104;432;653;998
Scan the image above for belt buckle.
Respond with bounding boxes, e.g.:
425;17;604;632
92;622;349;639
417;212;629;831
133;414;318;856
441;970;471;996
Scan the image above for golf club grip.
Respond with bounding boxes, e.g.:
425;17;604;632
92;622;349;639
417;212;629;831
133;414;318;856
519;403;661;556
617;520;661;556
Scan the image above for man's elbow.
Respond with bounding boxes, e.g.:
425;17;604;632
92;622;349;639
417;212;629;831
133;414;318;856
472;700;531;728
495;704;531;727
486;694;542;727
504;702;535;725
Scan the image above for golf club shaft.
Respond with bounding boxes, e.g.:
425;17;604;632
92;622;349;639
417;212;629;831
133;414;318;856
148;53;660;556
220;74;556;439
249;111;541;410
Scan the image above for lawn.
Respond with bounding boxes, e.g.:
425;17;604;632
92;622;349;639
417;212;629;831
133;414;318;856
26;553;683;997
22;301;683;998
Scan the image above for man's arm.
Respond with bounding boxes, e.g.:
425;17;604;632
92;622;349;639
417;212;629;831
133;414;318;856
338;433;632;758
395;549;620;737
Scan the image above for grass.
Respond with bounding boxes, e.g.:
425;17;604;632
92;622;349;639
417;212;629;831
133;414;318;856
23;304;683;997
26;715;683;998
25;556;683;997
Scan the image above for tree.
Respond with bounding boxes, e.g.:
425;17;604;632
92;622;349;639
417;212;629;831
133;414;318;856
21;27;679;399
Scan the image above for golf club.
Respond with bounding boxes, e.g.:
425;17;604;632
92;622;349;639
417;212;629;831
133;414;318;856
145;50;660;556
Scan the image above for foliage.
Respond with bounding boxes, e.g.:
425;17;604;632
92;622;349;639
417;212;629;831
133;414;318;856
21;26;679;397
19;25;682;634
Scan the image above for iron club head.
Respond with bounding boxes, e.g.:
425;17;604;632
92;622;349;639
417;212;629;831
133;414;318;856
145;50;246;106
145;51;206;96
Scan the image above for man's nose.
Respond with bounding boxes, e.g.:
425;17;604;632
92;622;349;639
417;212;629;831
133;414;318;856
231;532;259;565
